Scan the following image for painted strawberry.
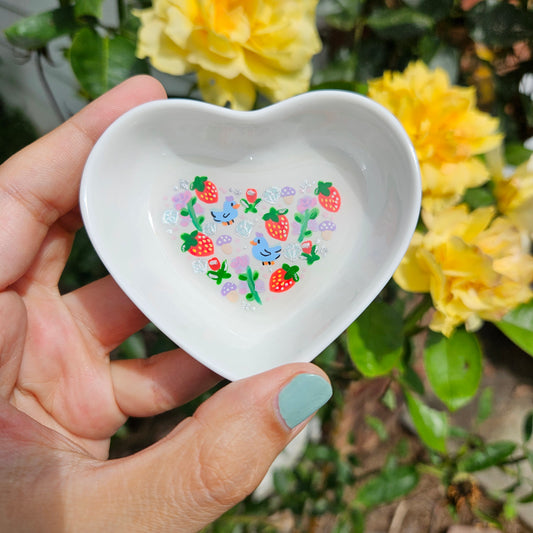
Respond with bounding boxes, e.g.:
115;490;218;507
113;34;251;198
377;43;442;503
180;230;214;257
314;181;341;212
269;264;300;293
262;207;290;241
190;176;218;204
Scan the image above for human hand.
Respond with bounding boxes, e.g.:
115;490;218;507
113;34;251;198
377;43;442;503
0;76;332;532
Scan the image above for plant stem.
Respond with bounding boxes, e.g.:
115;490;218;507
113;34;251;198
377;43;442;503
35;51;66;123
117;0;126;27
403;294;432;337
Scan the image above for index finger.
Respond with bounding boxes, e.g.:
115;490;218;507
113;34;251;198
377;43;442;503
0;75;167;290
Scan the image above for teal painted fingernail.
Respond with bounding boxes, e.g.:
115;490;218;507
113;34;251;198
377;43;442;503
278;374;332;429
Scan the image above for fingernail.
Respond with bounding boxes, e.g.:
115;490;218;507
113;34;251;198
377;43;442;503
278;373;332;429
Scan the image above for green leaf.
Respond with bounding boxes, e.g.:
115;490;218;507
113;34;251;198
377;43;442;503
404;390;448;453
355;464;419;508
519;491;533;504
311;80;368;95
468;2;533;47
503;497;517;520
311;46;358;85
367;7;434;40
477;387;493;424
423;329;482;412
69;27;148;99
118;332;146;359
401;363;425;396
505;143;533;166
458;441;517;472
273;469;297;496
495;300;533;356
75;0;104;18
316;0;364;30
365;415;388;441
381;388;397;411
4;7;78;50
347;300;404;377
404;0;453;21
523;411;533;443
527;450;533;470
463;184;496;209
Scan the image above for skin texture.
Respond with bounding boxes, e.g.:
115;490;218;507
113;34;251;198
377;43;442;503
0;75;329;532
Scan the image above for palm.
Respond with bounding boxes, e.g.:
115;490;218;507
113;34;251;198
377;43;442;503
0;77;315;532
0;78;216;461
8;245;126;458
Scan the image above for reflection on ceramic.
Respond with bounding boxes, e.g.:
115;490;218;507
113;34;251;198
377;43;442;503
80;90;421;381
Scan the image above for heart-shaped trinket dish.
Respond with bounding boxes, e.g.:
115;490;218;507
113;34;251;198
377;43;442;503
80;90;421;381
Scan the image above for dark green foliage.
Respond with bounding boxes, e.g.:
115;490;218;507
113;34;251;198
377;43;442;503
0;99;38;164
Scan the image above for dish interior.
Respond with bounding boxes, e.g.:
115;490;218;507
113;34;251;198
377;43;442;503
81;94;419;379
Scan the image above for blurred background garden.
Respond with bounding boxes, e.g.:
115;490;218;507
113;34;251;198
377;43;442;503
2;0;533;531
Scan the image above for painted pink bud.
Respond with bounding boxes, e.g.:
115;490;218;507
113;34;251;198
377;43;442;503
246;189;258;203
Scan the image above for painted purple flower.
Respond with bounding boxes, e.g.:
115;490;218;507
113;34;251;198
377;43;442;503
172;191;192;209
292;218;319;236
297;195;317;213
238;278;265;294
230;255;250;274
292;222;301;236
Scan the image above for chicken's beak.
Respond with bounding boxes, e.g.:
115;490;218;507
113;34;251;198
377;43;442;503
250;240;257;246
234;203;240;209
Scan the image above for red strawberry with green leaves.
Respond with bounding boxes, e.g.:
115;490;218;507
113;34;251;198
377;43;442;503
314;181;341;212
262;207;289;241
180;230;214;257
190;176;218;204
269;264;300;293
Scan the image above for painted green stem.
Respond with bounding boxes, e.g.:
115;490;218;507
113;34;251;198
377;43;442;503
245;266;262;305
186;198;203;232
298;209;313;243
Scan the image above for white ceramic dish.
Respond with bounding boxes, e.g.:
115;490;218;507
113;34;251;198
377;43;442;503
80;90;421;381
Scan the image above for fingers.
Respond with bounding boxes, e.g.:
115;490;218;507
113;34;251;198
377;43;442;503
110;349;221;418
69;364;332;532
63;275;148;353
0;291;27;398
0;75;167;290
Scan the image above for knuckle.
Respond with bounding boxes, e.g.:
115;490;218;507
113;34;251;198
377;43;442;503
190;415;265;510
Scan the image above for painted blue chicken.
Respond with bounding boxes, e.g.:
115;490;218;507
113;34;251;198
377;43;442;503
211;196;240;226
250;232;281;265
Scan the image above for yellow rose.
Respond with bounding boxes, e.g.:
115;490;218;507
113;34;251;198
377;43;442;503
493;155;533;236
368;61;502;211
394;204;533;336
135;0;322;110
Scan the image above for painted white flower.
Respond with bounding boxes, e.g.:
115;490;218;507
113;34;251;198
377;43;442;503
262;187;281;204
192;259;208;274
162;209;179;225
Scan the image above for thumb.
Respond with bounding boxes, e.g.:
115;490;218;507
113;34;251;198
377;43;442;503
73;363;332;532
